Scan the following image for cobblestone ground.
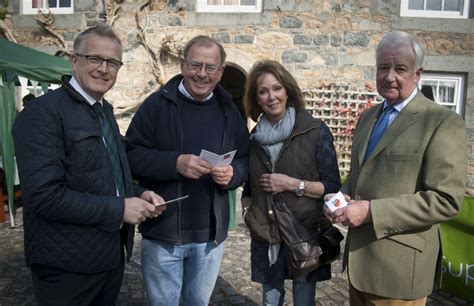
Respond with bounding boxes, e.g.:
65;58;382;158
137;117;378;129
0;207;472;306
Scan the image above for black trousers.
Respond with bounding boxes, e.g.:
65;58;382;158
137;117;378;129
30;255;125;306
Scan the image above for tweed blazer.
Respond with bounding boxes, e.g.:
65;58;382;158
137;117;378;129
341;93;467;299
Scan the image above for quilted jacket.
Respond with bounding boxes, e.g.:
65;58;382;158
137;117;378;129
12;76;144;273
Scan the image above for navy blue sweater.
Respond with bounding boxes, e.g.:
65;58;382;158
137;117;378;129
177;92;224;243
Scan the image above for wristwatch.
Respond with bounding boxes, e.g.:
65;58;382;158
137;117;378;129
295;180;305;197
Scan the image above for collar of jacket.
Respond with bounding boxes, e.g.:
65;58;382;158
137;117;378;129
159;74;235;116
61;75;114;112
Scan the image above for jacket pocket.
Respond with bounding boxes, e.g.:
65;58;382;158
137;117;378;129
245;206;274;242
386;233;425;252
68;128;102;141
66;127;105;174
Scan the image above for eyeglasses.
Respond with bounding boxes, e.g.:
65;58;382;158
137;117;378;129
185;61;220;74
75;53;123;71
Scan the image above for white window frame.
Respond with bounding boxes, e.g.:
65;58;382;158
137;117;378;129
419;72;465;115
196;0;262;13
20;0;74;15
400;0;470;18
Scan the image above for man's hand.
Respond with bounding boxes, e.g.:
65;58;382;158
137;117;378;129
324;199;372;227
177;154;212;179
323;192;351;220
123;197;156;225
141;190;167;218
211;165;233;186
259;173;292;193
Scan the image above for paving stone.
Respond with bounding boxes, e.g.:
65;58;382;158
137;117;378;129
0;208;472;305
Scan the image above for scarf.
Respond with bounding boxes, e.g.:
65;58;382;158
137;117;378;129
251;107;296;266
252;107;295;165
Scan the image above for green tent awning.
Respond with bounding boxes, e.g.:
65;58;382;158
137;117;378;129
0;38;71;226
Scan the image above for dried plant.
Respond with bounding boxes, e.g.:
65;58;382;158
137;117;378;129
136;8;164;84
35;9;67;50
160;35;183;59
141;0;167;11
0;18;16;42
105;0;122;26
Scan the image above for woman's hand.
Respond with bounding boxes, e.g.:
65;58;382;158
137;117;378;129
259;173;294;193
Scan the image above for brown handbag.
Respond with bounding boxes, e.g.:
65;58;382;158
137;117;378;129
272;193;344;279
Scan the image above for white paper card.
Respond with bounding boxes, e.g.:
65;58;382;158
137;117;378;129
199;149;237;167
325;191;348;212
155;195;189;206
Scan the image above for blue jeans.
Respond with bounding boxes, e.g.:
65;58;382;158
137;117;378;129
261;255;316;306
141;238;225;306
263;280;316;306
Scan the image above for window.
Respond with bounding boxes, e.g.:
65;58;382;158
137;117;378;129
419;73;465;115
196;0;262;13
21;0;74;15
400;0;470;18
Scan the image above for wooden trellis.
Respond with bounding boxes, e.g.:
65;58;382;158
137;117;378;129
303;85;383;177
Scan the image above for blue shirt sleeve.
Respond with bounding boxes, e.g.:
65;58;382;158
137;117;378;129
316;123;341;195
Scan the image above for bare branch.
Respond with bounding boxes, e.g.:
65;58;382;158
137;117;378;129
160;35;183;59
0;18;17;42
135;9;164;85
105;0;122;26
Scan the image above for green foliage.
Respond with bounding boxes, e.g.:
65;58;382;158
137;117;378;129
0;0;10;20
340;175;347;185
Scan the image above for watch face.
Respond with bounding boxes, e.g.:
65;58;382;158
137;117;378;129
296;181;305;196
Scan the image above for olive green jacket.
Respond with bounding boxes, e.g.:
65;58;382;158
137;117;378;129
342;93;467;299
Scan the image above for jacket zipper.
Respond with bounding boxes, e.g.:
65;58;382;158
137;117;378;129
214;107;229;245
176;97;184;245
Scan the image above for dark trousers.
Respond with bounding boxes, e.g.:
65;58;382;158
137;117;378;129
30;255;125;306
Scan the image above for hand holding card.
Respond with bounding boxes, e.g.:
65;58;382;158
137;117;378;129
199;149;236;167
325;191;348;212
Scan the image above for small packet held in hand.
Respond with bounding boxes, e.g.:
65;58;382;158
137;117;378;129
325;191;348;212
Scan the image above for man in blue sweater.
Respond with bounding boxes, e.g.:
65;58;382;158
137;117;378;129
126;35;250;305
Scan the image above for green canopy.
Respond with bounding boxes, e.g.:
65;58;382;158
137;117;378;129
0;38;71;226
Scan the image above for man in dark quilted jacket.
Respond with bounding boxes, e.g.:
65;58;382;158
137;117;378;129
12;24;166;306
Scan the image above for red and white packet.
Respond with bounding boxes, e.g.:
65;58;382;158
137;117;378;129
325;191;348;212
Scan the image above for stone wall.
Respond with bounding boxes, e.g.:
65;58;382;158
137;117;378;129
8;0;474;191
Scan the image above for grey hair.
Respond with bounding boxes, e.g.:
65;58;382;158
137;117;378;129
183;35;227;65
376;31;424;69
73;23;122;55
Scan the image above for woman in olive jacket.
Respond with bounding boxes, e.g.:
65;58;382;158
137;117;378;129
241;60;341;306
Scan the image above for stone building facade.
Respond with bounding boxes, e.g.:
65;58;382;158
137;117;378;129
5;0;474;191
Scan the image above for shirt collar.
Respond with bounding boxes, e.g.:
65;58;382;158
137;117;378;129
383;87;418;113
178;79;213;101
69;76;103;106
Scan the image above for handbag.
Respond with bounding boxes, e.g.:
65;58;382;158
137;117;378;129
271;193;344;279
318;225;344;266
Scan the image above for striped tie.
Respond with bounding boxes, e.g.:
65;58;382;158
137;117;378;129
93;102;126;196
